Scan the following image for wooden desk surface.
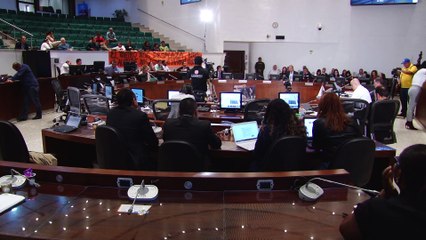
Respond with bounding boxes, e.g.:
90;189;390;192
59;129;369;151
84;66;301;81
0;161;363;239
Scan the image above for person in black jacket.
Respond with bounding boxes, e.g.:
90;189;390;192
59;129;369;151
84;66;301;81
312;93;362;168
14;35;29;50
189;56;209;102
106;88;159;170
162;98;221;167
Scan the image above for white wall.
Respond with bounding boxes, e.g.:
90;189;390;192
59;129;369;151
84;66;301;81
0;0;16;11
0;50;22;75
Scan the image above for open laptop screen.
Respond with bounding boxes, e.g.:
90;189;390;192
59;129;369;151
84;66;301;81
232;121;259;142
220;92;242;110
66;114;82;128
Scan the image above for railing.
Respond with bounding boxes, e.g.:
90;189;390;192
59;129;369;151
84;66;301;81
0;17;33;48
136;8;204;43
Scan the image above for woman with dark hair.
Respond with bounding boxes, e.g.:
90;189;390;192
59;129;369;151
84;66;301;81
253;99;306;170
370;70;378;81
332;68;340;79
312;93;361;167
340;144;426;239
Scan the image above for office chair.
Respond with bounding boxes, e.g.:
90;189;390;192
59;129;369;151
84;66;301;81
0;121;30;163
51;78;68;123
341;98;370;135
158;141;204;171
330;137;375;187
243;99;270;124
152;99;181;121
260;136;306;171
83;94;110;115
368;100;400;144
95;125;134;170
67;86;82;114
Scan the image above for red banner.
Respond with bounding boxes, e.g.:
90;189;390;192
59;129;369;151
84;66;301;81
108;51;202;68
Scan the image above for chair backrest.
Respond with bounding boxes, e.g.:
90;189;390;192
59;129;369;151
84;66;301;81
0;121;29;163
158;141;204;172
67;87;81;114
95;125;133;170
341;98;370;134
244;99;270;124
368;100;400;144
83;94;110;115
152;99;181;121
260;136;307;171
330;137;375;187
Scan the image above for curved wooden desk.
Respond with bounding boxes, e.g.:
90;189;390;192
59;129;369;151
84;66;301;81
0;161;366;240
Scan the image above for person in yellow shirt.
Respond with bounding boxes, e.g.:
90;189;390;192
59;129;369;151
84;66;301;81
399;58;417;117
159;41;170;51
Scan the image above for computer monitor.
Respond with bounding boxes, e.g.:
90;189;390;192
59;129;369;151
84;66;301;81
69;65;85;75
93;61;105;72
222;73;233;80
335;77;346;87
105;85;113;100
124;61;137;72
131;88;144;105
293;74;302;82
359;77;371;85
220;92;242;110
91;82;98;94
315;75;326;83
269;74;280;80
278;92;300;110
167;90;180;99
245;73;256;80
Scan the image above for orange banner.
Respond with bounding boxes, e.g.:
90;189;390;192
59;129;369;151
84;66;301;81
108;51;202;68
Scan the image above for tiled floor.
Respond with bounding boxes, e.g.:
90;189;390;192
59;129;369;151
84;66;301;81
11;108;426;156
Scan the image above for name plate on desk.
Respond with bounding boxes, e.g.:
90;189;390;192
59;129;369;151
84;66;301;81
238;80;247;83
176;80;184;84
218;80;227;83
263;80;272;84
305;82;314;86
157;81;165;85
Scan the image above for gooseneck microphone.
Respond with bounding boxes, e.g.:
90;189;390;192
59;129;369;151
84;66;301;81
128;179;144;214
298;177;380;201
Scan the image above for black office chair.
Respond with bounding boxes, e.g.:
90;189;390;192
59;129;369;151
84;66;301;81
330;137;375;187
83;94;110;115
158;141;204;171
389;77;398;99
0;121;30;163
95;125;133;170
368;100;400;144
243;99;270;124
260;136;307;171
341;98;370;135
51;78;68;123
67;86;82;114
152;99;181;121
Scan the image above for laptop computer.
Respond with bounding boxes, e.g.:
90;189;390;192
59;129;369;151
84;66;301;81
304;118;316;144
53;114;82;133
231;121;259;151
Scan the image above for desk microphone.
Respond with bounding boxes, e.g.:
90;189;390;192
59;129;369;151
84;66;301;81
298;177;380;202
11;169;40;188
128;179;144;214
168;74;178;80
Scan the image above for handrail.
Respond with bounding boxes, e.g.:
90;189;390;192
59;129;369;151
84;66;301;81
137;8;204;42
0;17;33;48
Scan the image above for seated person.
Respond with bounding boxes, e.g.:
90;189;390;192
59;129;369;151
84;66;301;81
301;67;314;81
253;99;306;170
268;65;281;79
86;37;100;51
159;41;170;51
15;35;29;50
340;144;426;239
104;61;120;75
111;42;126;51
138;65;158;82
45;31;61;48
106;88;159;170
370;77;385;102
94;32;108;50
162;60;171;72
162;98;221;166
374;86;389;101
312;93;362;168
168;84;195;119
142;41;151;51
214;65;223;79
152;43;160;51
154;60;164;71
125;40;135;51
40;39;51;51
176;61;190;73
106;28;117;42
351;78;372;103
60;60;71;75
57;37;71;50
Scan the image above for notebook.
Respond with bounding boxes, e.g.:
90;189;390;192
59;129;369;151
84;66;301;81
53;114;82;133
0;193;25;214
231;121;259;151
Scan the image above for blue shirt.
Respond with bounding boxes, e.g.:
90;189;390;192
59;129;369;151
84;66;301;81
12;64;39;89
57;43;71;50
104;65;120;76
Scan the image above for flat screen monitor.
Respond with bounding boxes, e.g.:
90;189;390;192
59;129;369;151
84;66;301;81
91;83;98;94
278;92;300;110
220;92;242;110
105;85;113;100
69;65;85;75
124;61;137;72
335;77;346;87
269;74;280;80
351;0;417;5
131;88;144;105
180;0;201;5
246;73;255;80
316;75;326;83
222;73;233;80
93;61;105;72
293;74;302;82
167;90;180;100
359;77;371;85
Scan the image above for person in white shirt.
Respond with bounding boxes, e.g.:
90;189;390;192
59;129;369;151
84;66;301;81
162;60;171;72
40;39;51;51
154;60;164;71
350;78;372;103
268;65;281;79
60;60;71;75
406;62;426;130
168;84;195;119
111;42;126;51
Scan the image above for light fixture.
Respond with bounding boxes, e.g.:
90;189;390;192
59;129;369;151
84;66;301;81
200;9;213;23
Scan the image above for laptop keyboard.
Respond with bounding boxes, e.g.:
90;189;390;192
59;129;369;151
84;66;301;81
53;125;77;133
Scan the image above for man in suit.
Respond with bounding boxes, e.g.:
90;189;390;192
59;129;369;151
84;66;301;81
162;98;221;166
6;63;41;121
106;88;159;170
14;35;29;50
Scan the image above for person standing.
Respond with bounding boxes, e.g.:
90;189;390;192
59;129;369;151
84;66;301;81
189;56;209;102
399;58;417;117
255;57;265;80
406;61;426;130
6;63;42;121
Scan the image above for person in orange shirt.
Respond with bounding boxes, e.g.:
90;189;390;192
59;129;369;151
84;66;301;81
398;58;417;117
